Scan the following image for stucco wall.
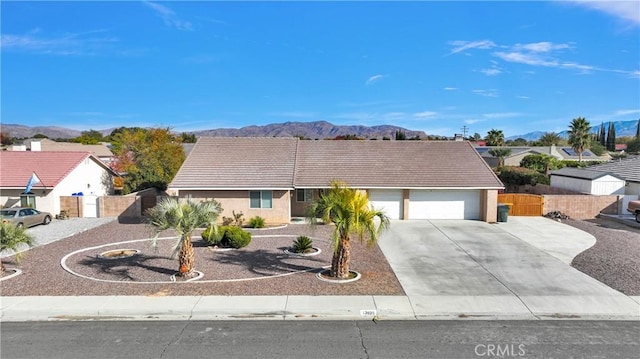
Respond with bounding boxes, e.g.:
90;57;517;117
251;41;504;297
481;189;498;222
543;195;620;219
179;190;291;224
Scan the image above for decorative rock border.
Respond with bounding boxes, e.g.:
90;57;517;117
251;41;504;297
0;268;23;282
316;267;361;283
283;247;322;257
169;270;204;282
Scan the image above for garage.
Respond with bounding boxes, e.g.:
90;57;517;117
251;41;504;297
368;189;403;220
408;190;481;220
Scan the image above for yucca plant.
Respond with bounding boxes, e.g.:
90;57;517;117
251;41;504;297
292;235;313;253
0;221;34;273
147;196;222;276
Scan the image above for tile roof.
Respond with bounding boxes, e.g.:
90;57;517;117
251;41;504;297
170;138;504;190
550;167;623;181
169;137;298;189
587;155;640;183
0;151;111;189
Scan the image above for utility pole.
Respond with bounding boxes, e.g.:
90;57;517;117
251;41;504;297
461;125;469;139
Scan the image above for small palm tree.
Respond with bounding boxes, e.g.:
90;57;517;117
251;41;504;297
568;117;591;162
147;196;222;276
538;132;563;146
0;221;33;273
488;148;512;167
307;180;390;279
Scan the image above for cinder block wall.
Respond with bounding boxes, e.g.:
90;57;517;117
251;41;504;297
543;195;620;219
59;196;82;218
99;196;140;218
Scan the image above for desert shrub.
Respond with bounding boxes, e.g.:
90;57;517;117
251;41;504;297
496;166;549;188
223;226;252;248
292;235;313;253
248;216;265;228
560;160;605;168
201;224;224;246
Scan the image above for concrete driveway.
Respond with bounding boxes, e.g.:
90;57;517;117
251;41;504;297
378;217;640;319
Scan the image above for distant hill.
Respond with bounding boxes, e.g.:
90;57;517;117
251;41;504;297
0;121;428;140
508;120;639;141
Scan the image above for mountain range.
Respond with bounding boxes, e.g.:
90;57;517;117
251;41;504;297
1;120;638;141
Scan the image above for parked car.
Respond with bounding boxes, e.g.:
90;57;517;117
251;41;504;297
627;200;640;223
0;207;52;228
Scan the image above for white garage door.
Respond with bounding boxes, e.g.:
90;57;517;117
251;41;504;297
368;189;403;220
409;190;480;220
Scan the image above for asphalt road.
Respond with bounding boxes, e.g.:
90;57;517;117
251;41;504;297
1;320;638;359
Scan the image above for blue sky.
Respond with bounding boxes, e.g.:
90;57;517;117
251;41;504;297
2;1;639;138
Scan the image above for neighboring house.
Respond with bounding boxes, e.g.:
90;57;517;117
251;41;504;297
586;155;640;196
168;137;504;223
549;167;626;195
0;151;119;216
10;139;115;165
476;145;608;167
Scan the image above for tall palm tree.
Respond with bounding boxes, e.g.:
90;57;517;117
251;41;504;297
307;181;390;279
147;196;222;276
538;132;563;146
485;129;505;146
0;221;33;273
567;117;591;162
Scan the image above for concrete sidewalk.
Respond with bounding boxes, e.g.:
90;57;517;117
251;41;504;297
1;217;639;322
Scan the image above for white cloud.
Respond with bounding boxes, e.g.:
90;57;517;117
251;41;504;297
464;119;484;125
482;112;523;119
472;89;499;98
480;68;502;76
413;111;438;118
447;40;496;55
267;111;317;118
444;87;458;91
516;95;530;99
365;74;386;85
143;1;193;31
0;29;118;55
614;109;640;116
570;1;640;25
513;42;572;53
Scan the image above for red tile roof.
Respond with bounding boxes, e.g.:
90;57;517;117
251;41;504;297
0;151;104;189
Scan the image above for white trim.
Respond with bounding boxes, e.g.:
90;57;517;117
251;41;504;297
169;187;294;191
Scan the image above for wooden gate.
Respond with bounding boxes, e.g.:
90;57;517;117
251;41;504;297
497;194;544;216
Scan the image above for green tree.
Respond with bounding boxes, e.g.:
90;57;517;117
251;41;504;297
520;153;564;174
394;130;407;140
33;133;48;139
0;222;33;273
110;127;186;194
485;129;505;146
70;129;104;144
626;138;640;154
506;138;528;146
179;132;197;143
470;133;482;141
567;117;591;162
488;148;512;167
606;122;616;151
0;131;14;146
538;132;563;146
589;141;607;156
147;197;222;276
307;180;390;279
636;119;640;139
598;123;606;146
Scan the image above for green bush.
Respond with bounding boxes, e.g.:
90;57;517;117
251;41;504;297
292;235;313;253
223;226;252;248
248;216;265;228
496;166;549;187
202;225;251;248
201;224;224;246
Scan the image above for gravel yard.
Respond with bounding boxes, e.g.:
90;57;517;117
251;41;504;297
0;220;405;296
566;218;640;296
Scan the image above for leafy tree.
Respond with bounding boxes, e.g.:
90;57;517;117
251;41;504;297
307;180;390;279
395;130;407;140
70;129;104;144
179;132;197;143
589;141;607;156
626;138;640;154
485;129;505;146
382;136;391;141
0;131;14;146
506;138;528;146
538;132;563;146
147;197;222;276
606;122;616;151
0;222;33;273
33;133;48;139
520;153;564;174
488;148;512;167
110;127;186;194
567;117;591;162
470;133;482;141
495;166;549;191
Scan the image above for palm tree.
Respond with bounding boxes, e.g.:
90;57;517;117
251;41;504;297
0;221;33;273
147;196;222;276
488;148;512;167
307;180;390;279
567;117;591;162
485;129;505;146
538;132;563;146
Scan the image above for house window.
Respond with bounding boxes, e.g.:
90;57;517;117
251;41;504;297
296;189;313;202
249;190;273;209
